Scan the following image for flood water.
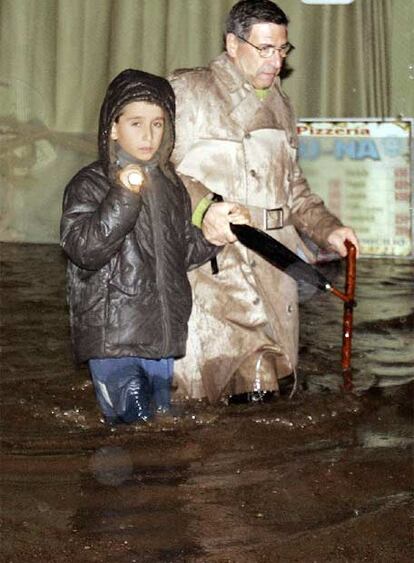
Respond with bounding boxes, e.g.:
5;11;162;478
1;243;413;562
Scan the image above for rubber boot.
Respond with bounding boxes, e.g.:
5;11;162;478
119;373;151;423
152;375;172;415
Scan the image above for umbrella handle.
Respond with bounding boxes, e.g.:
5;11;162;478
341;240;357;391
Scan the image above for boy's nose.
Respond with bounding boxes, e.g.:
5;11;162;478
142;125;152;141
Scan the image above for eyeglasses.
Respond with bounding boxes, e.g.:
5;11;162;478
237;35;294;58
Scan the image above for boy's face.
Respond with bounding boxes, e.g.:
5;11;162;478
110;101;165;161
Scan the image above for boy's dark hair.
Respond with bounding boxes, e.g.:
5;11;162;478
225;0;289;40
98;69;175;171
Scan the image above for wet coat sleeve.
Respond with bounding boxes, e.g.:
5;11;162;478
278;96;343;247
179;180;221;270
169;73;212;212
185;222;221;271
289;161;343;248
60;169;142;271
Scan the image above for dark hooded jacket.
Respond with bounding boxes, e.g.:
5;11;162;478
60;69;218;363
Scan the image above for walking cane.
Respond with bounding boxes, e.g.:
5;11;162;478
329;240;357;391
230;224;357;390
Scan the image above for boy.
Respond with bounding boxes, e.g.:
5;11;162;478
61;69;245;424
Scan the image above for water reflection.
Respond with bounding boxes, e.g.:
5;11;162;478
300;257;414;392
89;447;134;487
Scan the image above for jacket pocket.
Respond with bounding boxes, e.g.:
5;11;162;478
108;275;154;297
70;274;107;330
106;282;160;346
107;238;148;296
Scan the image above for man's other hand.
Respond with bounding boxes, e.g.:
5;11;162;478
327;227;360;258
202;202;250;245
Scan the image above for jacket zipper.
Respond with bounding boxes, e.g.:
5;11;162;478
150;189;170;357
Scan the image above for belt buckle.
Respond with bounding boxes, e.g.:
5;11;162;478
265;207;284;230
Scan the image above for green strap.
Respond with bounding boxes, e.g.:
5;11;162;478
192;195;213;228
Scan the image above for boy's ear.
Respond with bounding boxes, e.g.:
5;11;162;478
110;122;118;141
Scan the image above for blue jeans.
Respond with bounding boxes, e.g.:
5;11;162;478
88;357;174;424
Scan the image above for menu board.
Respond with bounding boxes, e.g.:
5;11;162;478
297;120;413;256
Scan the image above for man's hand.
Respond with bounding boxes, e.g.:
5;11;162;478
202;202;251;245
327;227;360;258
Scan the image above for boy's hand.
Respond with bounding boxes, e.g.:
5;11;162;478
117;164;145;193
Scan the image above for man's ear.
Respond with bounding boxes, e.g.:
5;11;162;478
226;33;239;58
110;122;118;141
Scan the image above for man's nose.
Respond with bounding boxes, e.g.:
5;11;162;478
262;59;281;73
270;50;284;67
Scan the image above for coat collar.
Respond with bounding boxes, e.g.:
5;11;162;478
209;52;250;93
208;53;296;143
209;53;294;138
209;52;284;97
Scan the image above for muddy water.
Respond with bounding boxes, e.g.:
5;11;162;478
1;243;413;562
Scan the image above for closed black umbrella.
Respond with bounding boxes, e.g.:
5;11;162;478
230;223;332;292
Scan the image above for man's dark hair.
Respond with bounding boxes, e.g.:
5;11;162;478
226;0;289;39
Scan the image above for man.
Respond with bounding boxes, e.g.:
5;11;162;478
169;0;359;403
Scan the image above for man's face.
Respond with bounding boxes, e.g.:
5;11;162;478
227;22;289;89
111;101;165;161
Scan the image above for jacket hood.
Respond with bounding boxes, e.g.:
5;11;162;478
98;69;176;172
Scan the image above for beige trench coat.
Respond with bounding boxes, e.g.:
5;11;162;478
169;53;342;402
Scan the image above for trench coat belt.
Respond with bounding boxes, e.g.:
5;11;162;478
247;205;291;231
